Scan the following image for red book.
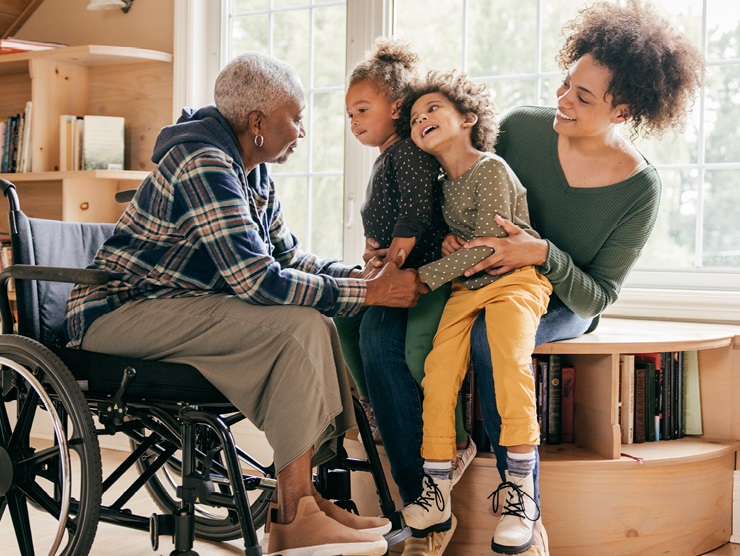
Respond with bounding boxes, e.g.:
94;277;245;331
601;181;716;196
561;367;576;443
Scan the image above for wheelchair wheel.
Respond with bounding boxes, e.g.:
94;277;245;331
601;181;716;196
129;409;274;542
0;335;102;556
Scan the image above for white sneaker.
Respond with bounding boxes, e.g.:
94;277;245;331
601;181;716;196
401;513;457;555
489;471;540;554
450;437;477;487
402;474;452;537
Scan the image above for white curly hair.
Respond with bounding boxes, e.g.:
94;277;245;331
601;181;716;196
214;52;304;134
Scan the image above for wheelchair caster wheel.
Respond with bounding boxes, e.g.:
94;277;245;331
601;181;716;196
150;514;160;551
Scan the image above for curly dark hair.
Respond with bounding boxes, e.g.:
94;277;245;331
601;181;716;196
348;37;420;103
558;0;705;137
397;70;498;151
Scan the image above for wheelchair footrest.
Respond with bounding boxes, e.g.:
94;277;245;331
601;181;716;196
384;510;412;547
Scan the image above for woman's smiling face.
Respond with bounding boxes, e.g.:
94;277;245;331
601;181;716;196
554;54;629;138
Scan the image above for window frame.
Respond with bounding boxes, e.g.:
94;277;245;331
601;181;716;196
177;0;740;324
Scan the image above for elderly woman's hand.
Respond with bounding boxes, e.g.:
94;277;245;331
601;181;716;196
363;250;428;307
463;215;549;276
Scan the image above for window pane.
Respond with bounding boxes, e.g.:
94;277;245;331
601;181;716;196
638;169;697;269
485;79;537;115
703;170;740;267
311;176;344;258
633;122;700;166
468;0;537;77
314;5;346;88
311;91;345;173
232;14;269;53
273;10;311;86
233;0;269;13
276;176;309;244
395;0;464;72
707;4;740;60
705;64;740;164
540;0;588;72
539;75;563;106
273;0;309;8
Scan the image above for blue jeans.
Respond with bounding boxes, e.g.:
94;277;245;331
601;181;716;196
360;294;593;506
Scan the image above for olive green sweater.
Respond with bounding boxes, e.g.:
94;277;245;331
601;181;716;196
496;106;661;318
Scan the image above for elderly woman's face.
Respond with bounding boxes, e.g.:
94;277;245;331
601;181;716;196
261;94;306;165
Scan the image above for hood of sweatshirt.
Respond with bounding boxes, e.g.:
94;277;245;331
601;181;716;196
151;105;244;170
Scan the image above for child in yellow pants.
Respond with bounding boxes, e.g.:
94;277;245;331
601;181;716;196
398;70;551;555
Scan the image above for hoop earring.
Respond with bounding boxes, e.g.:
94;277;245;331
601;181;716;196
254;135;264;148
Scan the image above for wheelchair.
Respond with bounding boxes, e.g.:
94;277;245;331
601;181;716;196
0;179;409;555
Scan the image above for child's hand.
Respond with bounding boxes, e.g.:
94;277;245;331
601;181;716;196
441;233;466;256
363;237;388;264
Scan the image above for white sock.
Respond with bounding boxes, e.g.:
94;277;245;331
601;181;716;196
506;450;535;478
424;460;452;481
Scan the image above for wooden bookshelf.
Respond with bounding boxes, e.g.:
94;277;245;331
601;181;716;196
347;317;740;555
0;45;172;222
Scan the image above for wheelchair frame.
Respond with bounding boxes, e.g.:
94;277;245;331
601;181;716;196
0;179;408;556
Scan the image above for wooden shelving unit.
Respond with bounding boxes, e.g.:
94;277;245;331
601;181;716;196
0;45;173;223
348;317;740;555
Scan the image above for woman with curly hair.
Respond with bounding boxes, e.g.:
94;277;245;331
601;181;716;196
361;2;705;554
396;69;552;550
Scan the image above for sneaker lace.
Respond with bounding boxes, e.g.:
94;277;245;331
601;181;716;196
488;481;540;522
410;474;446;513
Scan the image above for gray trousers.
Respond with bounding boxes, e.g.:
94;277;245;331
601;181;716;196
82;294;356;473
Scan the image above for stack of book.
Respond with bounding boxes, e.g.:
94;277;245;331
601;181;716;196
619;351;700;444
464;355;577;449
0;101;33;173
59;114;125;171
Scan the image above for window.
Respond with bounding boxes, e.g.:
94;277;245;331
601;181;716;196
223;0;348;259
206;0;740;321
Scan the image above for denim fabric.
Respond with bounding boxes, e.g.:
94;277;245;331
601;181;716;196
360;305;425;505
362;294;592;506
471;295;593;501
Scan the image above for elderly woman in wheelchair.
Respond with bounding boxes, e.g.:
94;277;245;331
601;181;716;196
0;51;421;556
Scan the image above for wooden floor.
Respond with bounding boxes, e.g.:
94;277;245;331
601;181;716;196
1;445;737;555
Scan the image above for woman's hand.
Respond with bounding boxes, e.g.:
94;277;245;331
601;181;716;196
463;215;549;276
441;233;466;256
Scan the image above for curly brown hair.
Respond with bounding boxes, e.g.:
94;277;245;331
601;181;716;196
397;70;498;151
558;0;705;137
348;37;420;103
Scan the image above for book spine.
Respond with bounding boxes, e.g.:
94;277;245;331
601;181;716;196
537;358;548;444
634;365;647;444
561;366;576;443
620;355;635;444
546;354;562;445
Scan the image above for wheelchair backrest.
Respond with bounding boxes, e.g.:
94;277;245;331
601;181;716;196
13;210;114;348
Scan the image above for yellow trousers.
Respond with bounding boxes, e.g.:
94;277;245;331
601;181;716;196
421;266;552;460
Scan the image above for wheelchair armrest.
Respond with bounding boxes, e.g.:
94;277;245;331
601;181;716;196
2;264;110;285
0;265;110;333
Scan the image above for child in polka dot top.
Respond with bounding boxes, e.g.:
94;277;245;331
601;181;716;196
397;70;553;553
333;38;471;455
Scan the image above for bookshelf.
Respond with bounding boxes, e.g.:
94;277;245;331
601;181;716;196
0;45;173;224
347;317;740;555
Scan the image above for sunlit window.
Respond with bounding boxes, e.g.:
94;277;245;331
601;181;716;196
224;0;347;258
219;0;740;318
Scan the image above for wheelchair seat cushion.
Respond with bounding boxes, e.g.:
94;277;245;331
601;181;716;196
55;347;232;405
